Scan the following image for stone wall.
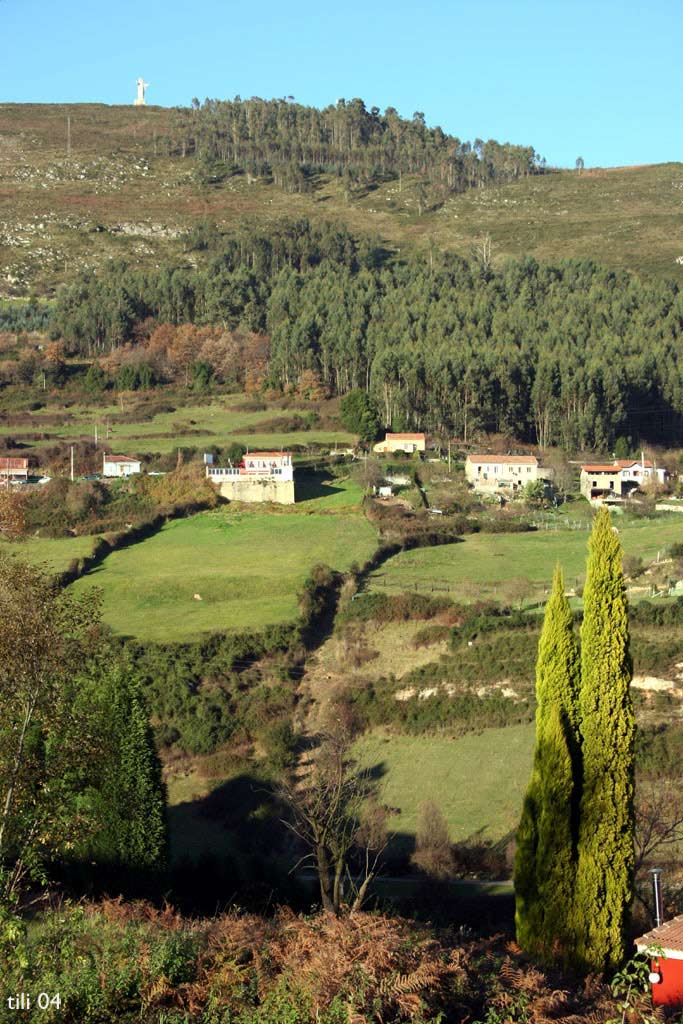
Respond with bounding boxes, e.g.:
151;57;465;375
216;477;295;505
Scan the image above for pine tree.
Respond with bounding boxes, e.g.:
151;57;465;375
515;565;579;960
573;507;634;973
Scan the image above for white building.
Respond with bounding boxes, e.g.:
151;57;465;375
465;454;545;493
102;454;142;478
207;451;295;504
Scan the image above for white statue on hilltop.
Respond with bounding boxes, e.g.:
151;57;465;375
134;78;149;106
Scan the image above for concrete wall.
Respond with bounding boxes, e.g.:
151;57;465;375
217;477;295;505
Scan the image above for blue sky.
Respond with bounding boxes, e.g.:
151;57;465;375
2;0;680;168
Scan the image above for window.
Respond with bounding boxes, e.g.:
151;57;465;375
609;480;614;489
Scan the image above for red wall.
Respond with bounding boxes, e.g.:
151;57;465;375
652;957;683;1007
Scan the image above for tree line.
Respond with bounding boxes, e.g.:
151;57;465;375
169;96;541;196
44;218;683;449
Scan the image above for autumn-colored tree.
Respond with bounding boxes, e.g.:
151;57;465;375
0;491;26;539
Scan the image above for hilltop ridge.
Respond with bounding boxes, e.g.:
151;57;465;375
1;102;683;296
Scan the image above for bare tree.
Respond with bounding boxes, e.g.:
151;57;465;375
280;721;387;914
635;779;683;875
411;799;454;880
471;232;493;278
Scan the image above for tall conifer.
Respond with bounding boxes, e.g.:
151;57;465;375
573;507;634;973
515;565;579;959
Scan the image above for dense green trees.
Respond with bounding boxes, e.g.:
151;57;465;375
340;389;379;441
48;225;683;448
170;97;539;197
515;512;635;973
79;665;167;871
514;566;579;960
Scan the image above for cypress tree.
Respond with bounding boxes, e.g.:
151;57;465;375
84;666;168;872
515;565;579;960
573;507;634;973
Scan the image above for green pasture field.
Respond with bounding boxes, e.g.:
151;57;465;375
0;395;355;454
0;533;97;573
293;474;365;511
355;723;535;843
369;516;683;601
69;508;378;641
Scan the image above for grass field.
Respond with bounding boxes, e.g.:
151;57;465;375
355;724;535;842
70;508;378;641
2;104;683;297
0;533;97;572
369;516;683;601
0;394;355;455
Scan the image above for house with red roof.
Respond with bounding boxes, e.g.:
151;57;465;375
0;456;29;482
373;433;426;455
102;454;142;478
636;915;683;1007
580;454;666;503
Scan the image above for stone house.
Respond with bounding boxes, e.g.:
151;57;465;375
465;454;544;494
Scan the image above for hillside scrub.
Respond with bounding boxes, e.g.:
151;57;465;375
0;900;641;1024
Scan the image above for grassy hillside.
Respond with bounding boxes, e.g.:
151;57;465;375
369;516;683;602
355;724;535;843
70;508;378;641
2;103;683;295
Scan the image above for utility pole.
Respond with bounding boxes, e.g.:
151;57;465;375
94;423;98;448
66;115;71;158
70;446;74;482
448;438;452;474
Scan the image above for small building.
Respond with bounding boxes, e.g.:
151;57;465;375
0;456;29;482
373;433;426;455
580;463;623;503
102;454;142;478
616;457;667;489
465;454;544;494
580;455;667;503
635;916;683;1008
207;451;295;505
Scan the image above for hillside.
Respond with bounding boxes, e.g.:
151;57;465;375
2;102;683;297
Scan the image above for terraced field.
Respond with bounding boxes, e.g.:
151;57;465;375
70;508;378;641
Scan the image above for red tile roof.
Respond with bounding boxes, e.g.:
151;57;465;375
581;464;620;473
0;457;28;469
244;452;291;459
615;458;654;469
105;455;140;463
636;915;683;954
385;433;425;441
468;455;538;465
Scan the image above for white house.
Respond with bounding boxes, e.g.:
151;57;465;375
207;451;295;504
102;454;142;478
373;433;426;455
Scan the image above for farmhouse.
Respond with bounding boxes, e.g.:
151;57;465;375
580;456;667;503
373;432;426;454
465;454;545;493
207;451;295;505
102;454;142;478
0;456;29;482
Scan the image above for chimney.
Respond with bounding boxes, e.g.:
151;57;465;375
651;867;663;927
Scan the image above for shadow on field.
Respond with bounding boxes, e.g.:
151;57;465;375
294;475;346;502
